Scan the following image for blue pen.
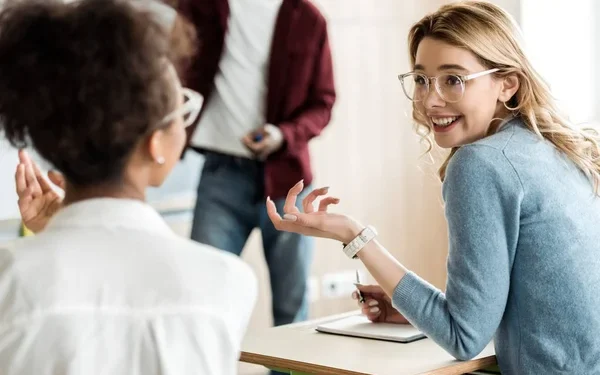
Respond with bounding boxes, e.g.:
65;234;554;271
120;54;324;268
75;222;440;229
253;133;263;142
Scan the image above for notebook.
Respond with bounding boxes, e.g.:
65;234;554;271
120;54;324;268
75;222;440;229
316;314;426;343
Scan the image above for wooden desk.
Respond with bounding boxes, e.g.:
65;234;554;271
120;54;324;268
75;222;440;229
240;311;497;375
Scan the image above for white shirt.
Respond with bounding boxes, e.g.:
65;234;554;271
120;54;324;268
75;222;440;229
0;198;257;375
190;0;284;158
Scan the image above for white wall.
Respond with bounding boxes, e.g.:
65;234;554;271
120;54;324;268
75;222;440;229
521;0;595;125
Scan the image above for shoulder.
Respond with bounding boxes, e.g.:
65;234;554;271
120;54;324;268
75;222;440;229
447;144;512;184
176;238;257;293
176;239;258;323
445;126;524;198
177;237;254;274
448;118;532;179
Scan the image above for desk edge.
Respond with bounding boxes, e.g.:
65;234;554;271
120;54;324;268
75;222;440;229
418;355;498;375
240;351;497;375
240;351;368;375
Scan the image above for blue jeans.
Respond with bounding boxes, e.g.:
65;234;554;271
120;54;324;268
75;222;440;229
191;151;314;326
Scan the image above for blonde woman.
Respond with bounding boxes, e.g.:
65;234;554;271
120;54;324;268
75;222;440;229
267;1;600;374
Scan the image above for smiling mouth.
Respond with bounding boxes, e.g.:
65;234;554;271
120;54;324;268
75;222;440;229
430;116;462;132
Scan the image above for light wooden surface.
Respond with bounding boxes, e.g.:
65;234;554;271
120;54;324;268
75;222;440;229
240;311;497;375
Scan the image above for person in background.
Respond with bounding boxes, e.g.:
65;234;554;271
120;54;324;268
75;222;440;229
266;2;600;374
0;1;256;374
176;0;336;329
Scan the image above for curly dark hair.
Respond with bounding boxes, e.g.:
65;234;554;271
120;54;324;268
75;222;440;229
0;0;195;186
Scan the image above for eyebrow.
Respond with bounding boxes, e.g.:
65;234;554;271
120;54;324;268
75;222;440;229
413;64;469;72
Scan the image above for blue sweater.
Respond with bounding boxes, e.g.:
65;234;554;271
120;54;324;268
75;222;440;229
393;118;600;374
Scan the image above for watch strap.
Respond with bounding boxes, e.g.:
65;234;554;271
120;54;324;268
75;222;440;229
342;225;377;259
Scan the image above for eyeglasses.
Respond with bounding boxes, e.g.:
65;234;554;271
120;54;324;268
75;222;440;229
161;88;203;128
397;68;499;103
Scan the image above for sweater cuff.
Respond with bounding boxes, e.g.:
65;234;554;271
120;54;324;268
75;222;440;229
392;271;422;308
391;270;438;319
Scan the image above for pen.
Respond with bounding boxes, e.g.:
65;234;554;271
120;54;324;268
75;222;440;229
355;270;365;303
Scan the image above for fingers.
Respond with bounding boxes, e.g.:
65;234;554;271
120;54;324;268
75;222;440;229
15;164;27;196
17;149;49;195
361;299;382;321
283;180;303;214
302;186;328;213
266;196;283;227
250;141;268;154
362;299;379;311
318;196;340;212
31;159;53;192
242;135;262;153
242;128;270;153
267;196;300;228
301;186;340;214
24;162;41;198
267;196;335;240
353;292;380;315
241;134;253;149
18;149;30;165
353;290;380;309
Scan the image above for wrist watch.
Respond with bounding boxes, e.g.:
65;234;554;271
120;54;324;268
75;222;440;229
342;225;378;259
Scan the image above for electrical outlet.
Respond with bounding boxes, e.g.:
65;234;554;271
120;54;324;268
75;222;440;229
321;270;365;299
307;276;320;302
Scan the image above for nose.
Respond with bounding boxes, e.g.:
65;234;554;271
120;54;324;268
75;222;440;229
423;83;446;109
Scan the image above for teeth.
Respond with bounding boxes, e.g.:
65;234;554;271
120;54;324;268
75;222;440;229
431;116;458;126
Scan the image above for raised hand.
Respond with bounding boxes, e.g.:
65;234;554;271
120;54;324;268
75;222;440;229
266;180;364;244
15;150;65;233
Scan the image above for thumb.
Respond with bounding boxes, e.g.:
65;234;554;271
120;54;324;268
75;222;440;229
284;212;323;228
48;170;66;190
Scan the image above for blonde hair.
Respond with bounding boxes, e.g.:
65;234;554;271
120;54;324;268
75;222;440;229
408;1;600;193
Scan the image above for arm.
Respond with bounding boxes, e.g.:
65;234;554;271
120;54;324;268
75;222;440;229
277;25;336;156
265;121;521;361
382;145;523;360
15;150;64;234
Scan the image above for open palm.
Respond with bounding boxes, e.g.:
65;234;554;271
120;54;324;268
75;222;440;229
266;180;364;244
15;150;65;233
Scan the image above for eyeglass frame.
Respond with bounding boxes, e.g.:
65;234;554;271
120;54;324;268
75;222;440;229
160;87;203;128
397;68;499;103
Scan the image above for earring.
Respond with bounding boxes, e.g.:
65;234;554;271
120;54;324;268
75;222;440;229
155;156;165;165
503;101;518;111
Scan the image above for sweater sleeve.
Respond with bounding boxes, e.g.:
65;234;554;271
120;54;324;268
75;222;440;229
392;145;523;360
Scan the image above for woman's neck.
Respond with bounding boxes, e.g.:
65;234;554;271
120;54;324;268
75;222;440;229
63;182;145;206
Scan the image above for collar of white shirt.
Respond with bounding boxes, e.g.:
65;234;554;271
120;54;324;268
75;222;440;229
44;198;173;235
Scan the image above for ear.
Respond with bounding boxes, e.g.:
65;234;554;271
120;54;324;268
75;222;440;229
498;74;520;103
147;130;166;165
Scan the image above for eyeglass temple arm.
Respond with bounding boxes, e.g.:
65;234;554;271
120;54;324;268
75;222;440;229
463;68;500;81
